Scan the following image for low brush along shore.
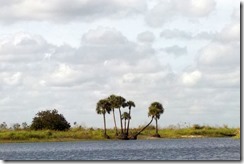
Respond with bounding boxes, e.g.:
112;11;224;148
0;126;240;143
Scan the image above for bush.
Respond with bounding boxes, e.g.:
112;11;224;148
30;109;71;131
192;124;204;130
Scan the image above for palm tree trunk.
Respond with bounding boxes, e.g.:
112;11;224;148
119;108;123;133
112;108;118;135
124;120;126;133
134;116;154;138
155;118;158;135
126;108;131;135
103;114;107;136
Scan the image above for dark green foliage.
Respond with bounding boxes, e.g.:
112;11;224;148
148;102;164;137
96;99;112;115
96;99;112;138
148;102;164;119
0;122;8;130
13;123;21;130
30;109;70;131
192;124;204;130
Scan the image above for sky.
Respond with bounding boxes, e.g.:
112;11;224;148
0;0;240;129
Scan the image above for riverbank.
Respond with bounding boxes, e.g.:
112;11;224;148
0;126;240;143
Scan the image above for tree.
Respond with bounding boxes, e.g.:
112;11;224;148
133;101;164;139
148;102;164;137
116;96;126;134
133;114;154;139
121;112;131;133
30;109;71;131
96;99;112;138
107;95;126;135
22;122;29;129
107;95;119;135
0;122;8;130
123;101;135;135
13;123;21;130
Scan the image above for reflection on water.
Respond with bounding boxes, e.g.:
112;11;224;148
0;138;240;160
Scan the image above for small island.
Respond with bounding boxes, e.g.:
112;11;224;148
0;94;240;143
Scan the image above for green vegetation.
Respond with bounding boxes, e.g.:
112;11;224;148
97;94;138;139
30;109;71;131
0;124;239;143
96;99;112;139
0;93;240;143
96;94;165;140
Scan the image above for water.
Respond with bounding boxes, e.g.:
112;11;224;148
0;138;240;160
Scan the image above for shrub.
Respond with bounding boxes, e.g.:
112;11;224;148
192;124;204;130
30;109;71;131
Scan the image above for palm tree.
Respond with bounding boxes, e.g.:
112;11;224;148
148;102;164;137
132;115;154;139
132;101;164;139
121;112;131;133
96;99;112;139
107;95;119;136
116;96;126;134
123;101;135;135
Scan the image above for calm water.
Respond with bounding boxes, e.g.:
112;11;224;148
0;138;240;160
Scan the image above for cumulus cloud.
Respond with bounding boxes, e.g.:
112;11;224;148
161;45;187;57
145;0;216;27
160;29;216;40
182;70;202;87
160;29;192;39
198;42;239;68
137;31;155;43
82;27;128;45
1;72;22;86
0;0;147;24
173;0;216;17
0;32;53;62
217;23;240;43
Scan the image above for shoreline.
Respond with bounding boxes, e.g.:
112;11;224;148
0;126;239;144
0;135;238;144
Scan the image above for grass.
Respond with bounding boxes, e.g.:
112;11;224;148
0;125;240;143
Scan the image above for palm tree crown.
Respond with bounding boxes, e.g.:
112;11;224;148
123;101;135;109
148;102;164;119
121;112;131;120
96;99;112;115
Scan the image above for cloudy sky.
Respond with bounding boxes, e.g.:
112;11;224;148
0;0;240;128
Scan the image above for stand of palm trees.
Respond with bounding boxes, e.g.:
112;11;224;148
96;94;164;140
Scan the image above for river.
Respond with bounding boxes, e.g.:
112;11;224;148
0;138;240;160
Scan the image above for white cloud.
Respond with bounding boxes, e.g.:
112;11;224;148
160;29;216;40
217;22;240;42
0;32;53;62
160;29;192;39
137;31;155;43
82;27;128;45
145;0;216;27
202;69;240;88
161;45;187;57
174;0;216;17
198;42;239;67
182;70;202;87
0;0;147;24
1;72;22;86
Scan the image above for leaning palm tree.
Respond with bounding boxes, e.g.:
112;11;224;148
96;99;112;139
123;101;135;135
121;112;131;133
148;102;164;137
132;101;164;139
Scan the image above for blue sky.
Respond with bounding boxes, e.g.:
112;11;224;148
0;0;240;128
